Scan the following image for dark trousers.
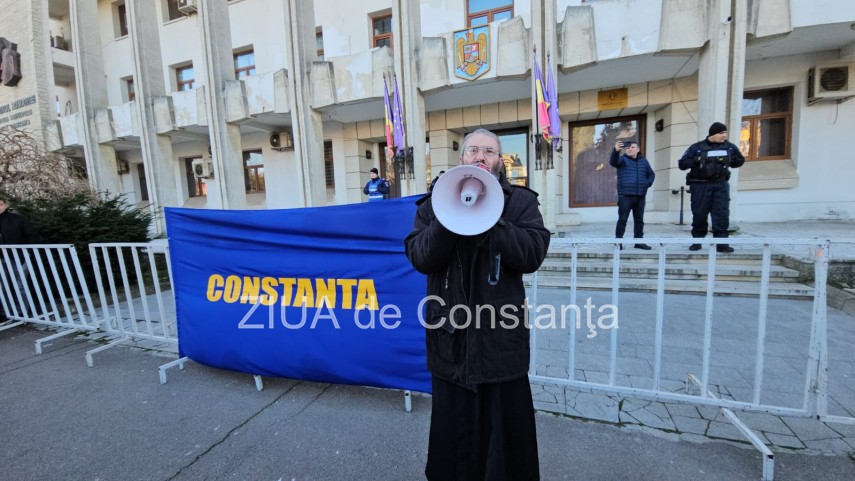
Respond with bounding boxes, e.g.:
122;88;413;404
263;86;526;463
690;181;731;238
615;195;646;239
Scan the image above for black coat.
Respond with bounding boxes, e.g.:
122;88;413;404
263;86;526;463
609;150;655;196
0;210;38;245
405;174;550;388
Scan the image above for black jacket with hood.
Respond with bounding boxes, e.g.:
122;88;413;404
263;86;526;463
405;172;550;389
0;209;38;245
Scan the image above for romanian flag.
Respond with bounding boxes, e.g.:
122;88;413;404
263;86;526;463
533;52;551;142
383;76;394;159
546;54;561;151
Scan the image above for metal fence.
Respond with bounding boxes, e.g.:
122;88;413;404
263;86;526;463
0;244;101;352
528;237;849;421
85;242;177;366
527;237;851;480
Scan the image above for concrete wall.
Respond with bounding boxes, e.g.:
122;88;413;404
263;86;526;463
736;51;855;221
315;0;392;58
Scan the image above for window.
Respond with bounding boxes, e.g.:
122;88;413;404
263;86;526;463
372;14;392;49
137;164;149;202
176;65;194;91
117;2;129;37
233;50;256;79
126;78;135;102
166;0;183;21
324;141;334;188
316;28;324;61
568;116;645;207
739;87;792;161
495;129;528;187
467;0;513;27
243;150;265;193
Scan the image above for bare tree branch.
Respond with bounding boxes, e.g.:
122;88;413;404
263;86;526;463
0;126;91;199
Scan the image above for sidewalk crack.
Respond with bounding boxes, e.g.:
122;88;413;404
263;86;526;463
165;381;302;481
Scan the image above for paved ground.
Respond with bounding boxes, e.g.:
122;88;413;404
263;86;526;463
1;325;854;481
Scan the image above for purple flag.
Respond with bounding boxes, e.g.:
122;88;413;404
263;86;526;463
546;54;561;151
392;76;406;156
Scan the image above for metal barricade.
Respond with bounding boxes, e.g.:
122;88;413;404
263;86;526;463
86;241;176;366
527;237;852;480
0;244;101;352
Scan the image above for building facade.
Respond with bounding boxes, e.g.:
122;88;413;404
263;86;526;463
1;0;853;232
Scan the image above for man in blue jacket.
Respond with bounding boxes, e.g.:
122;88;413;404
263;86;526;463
610;140;655;250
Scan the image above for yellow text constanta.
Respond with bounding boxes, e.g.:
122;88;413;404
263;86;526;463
205;275;379;310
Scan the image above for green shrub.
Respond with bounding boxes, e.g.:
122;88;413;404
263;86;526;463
11;192;153;292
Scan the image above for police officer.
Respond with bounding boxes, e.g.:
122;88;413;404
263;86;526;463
678;122;745;253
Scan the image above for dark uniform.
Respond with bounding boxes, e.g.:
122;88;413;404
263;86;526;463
678;138;744;250
405;171;550;481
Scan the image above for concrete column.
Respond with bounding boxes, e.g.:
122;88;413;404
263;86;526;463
197;0;245;209
33;0;58;141
393;0;427;196
283;0;326;207
69;0;121;194
126;1;179;234
343;123;374;203
426;129;462;180
530;0;555;230
726;0;748;223
698;0;747;225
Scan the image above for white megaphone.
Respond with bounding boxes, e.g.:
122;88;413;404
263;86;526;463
432;165;504;236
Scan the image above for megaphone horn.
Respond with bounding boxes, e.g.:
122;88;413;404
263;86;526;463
432;165;504;236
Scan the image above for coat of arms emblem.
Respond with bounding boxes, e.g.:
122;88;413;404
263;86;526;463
453;26;490;81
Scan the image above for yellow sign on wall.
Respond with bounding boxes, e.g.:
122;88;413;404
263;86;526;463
598;88;629;110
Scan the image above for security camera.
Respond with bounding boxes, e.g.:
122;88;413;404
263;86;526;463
723;15;732;24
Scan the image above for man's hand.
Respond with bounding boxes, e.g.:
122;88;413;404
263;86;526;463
614;140;625;151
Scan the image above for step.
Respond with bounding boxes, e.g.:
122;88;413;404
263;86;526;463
543;250;786;266
525;275;815;299
538;260;801;282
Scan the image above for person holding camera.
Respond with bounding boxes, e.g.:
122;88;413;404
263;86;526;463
678;122;745;252
610;140;655;250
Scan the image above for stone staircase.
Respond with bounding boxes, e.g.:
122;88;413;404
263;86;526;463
528;250;815;299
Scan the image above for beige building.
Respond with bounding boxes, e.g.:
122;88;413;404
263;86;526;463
1;0;854;232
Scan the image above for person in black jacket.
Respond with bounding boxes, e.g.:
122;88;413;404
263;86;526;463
610;140;655;250
678;122;745;253
0;198;38;246
405;128;550;481
0;197;39;321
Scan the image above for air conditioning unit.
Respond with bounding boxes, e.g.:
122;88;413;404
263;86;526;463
270;131;293;151
116;159;130;175
177;0;198;15
191;157;214;179
808;64;854;104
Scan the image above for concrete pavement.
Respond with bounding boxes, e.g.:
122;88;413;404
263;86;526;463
1;324;854;481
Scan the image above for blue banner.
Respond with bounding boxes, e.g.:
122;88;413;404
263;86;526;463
165;197;430;393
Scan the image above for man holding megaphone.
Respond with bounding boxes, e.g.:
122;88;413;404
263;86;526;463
405;128;550;481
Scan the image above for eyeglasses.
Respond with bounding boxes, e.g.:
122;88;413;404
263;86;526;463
462;146;499;158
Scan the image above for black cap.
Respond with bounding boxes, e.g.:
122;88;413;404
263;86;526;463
369;167;379;174
708;122;727;137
